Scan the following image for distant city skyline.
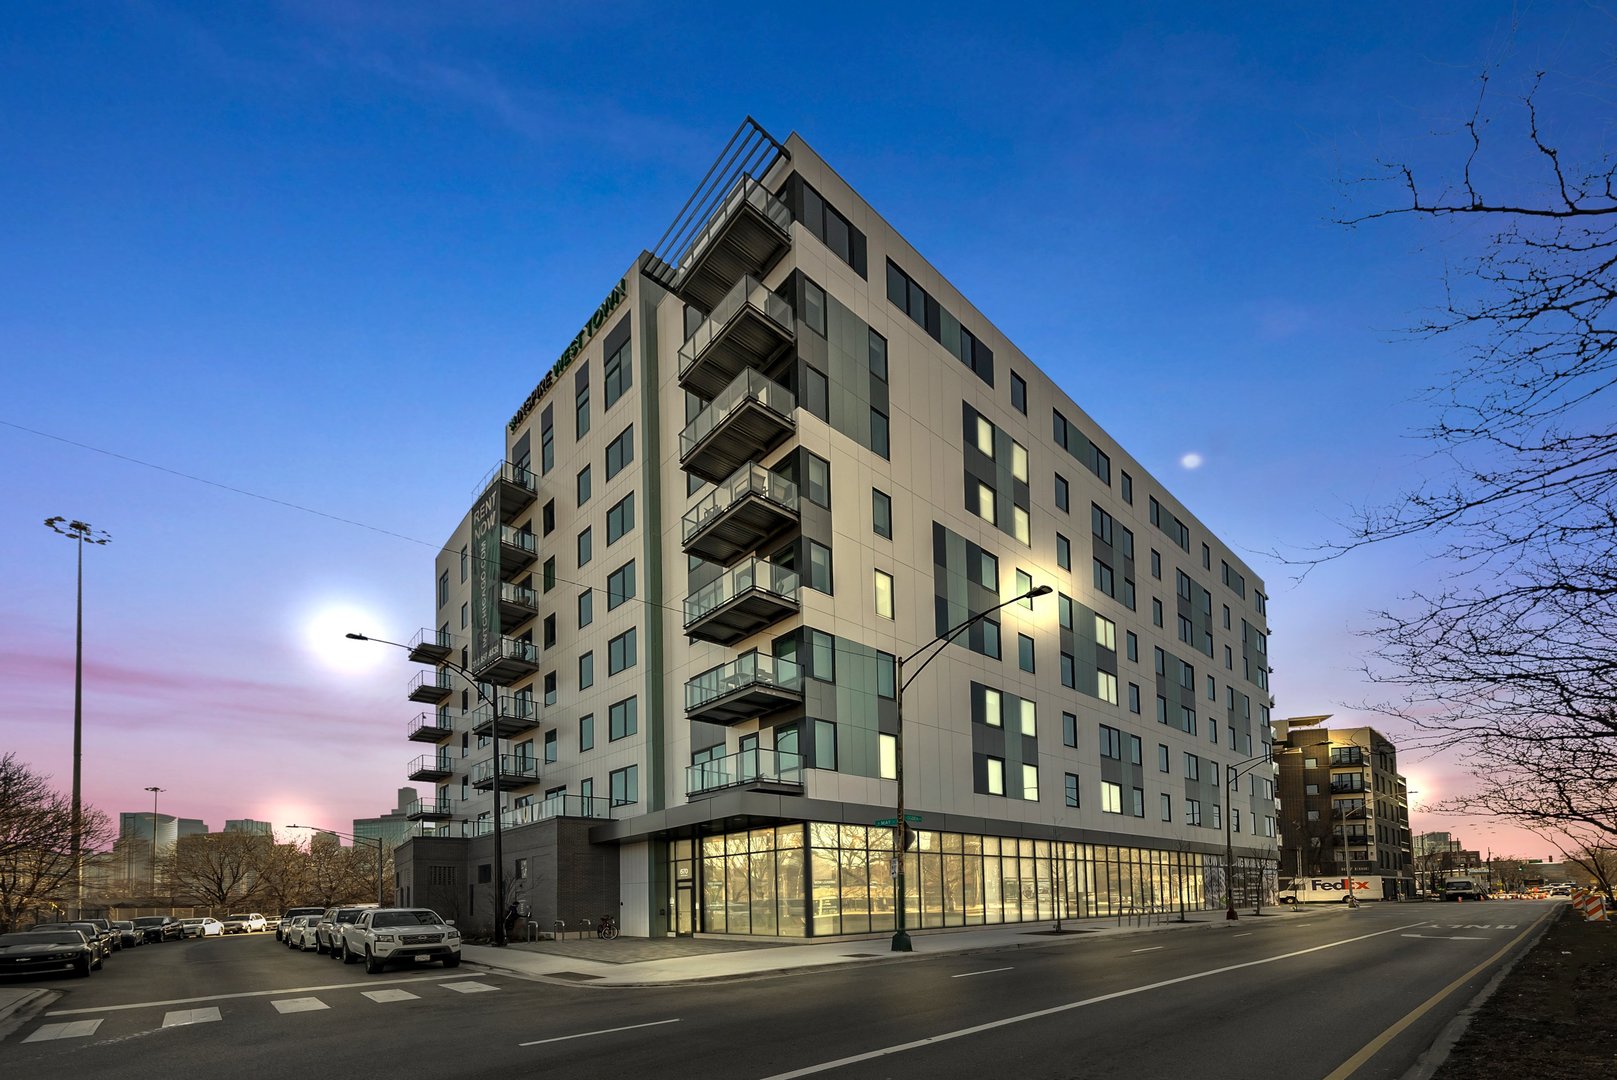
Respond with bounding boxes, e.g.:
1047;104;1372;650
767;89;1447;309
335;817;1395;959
5;3;1601;863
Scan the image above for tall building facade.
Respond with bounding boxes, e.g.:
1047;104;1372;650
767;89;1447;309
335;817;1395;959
1274;715;1414;897
354;787;419;848
395;122;1278;937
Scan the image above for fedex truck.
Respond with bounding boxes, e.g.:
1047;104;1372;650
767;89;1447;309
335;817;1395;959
1280;876;1384;904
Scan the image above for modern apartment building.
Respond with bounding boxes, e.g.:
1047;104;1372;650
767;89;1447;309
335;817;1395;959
393;120;1277;937
1274;715;1414;897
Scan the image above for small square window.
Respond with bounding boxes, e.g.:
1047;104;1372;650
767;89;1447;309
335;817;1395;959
872;489;892;539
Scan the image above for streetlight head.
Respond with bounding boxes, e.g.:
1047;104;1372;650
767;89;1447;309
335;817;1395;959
1029;584;1053;598
345;633;369;641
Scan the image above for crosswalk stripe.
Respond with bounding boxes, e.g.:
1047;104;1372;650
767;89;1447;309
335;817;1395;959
163;1007;222;1027
362;989;420;1003
270;997;329;1014
441;981;499;994
23;1019;103;1043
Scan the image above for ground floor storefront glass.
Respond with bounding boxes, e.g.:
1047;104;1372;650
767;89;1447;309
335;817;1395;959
687;821;1246;937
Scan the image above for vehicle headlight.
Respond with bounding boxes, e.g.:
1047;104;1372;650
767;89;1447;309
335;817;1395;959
374;934;397;943
445;930;460;940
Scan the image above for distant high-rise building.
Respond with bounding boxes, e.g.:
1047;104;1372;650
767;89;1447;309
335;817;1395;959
224;819;273;835
354;788;418;848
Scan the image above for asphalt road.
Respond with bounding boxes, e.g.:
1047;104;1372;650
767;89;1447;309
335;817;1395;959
0;902;1554;1080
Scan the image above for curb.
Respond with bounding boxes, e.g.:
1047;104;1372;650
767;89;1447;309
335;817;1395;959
0;989;58;1041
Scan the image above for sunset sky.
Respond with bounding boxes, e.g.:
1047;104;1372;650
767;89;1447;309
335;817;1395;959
4;2;1602;862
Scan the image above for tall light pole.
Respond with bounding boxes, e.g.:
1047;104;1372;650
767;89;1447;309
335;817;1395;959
347;632;507;945
892;583;1051;952
44;516;111;919
287;824;385;906
145;786;165;903
1223;746;1298;920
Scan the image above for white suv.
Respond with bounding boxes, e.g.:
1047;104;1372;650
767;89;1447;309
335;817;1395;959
340;908;461;973
223;913;268;934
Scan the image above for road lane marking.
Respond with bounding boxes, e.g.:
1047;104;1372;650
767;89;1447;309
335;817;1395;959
1130;947;1163;953
441;981;500;994
162;1007;221;1027
757;921;1432;1079
23;1020;103;1043
271;997;329;1014
1401;934;1486;941
1322;908;1556;1080
1233;933;1252;938
46;973;480;1016
362;989;420;1003
951;967;1013;978
518;1018;681;1047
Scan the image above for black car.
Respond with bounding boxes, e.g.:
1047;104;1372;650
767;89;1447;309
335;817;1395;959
30;922;114;962
84;917;122;951
111;920;144;948
131;915;184;942
0;930;97;978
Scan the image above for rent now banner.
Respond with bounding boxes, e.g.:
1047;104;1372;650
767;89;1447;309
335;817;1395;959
470;484;501;672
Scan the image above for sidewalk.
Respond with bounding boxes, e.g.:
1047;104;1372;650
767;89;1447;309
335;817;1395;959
461;908;1314;986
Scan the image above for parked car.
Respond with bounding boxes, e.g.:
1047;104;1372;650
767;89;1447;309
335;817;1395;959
29;922;113;962
181;917;224;938
276;906;325;942
111;920;144;948
131;915;184;942
315;905;377;955
339;908;460;973
222;913;268;934
284;915;320;951
83;917;122;951
0;930;97;978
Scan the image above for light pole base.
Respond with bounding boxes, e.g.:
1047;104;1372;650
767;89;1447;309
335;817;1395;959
1225;907;1239;921
890;929;913;952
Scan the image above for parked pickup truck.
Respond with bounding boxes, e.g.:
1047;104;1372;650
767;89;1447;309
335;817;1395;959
339;907;460;973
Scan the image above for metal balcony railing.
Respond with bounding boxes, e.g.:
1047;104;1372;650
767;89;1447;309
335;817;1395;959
502;794;614;827
685;651;803;712
686;748;803;797
677;277;795;380
681;462;799;546
683;558;800;627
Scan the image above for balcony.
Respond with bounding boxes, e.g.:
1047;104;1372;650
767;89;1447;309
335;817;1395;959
407;669;454;705
681;463;800;566
685;651;803;725
503;794;613;827
406;627;454;665
471;755;540;790
498;525;538;580
407;754;454;783
676;275;796;400
470;693;541;740
686;748;803;800
499;581;538;628
476;460;538;524
406;799;453;822
407;712;454;743
669;177;793;314
683;558;800;645
468;635;539;685
679;367;797;484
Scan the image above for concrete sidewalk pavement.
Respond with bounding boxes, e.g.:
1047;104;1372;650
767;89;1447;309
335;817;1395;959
460;908;1319;987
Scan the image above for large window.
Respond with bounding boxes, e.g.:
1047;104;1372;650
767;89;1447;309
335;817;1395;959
874;570;894;619
607;492;635;544
609;764;638;806
605;424;634;479
609;697;638;741
807;541;833;594
579;714;594;753
603;339;631;410
608;628;637;675
607;560;636;610
1101;781;1122;814
576;465;592;507
579;651;594;690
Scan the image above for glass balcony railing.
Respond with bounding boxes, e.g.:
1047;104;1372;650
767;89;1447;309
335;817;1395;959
685;651;802;711
686;748;802;797
503;794;613;827
683;558;799;625
681;463;799;545
679;368;796;459
677;177;791;275
500;581;537;611
499;524;537;556
677;275;795;379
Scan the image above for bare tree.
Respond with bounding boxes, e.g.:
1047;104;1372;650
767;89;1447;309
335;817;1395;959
1333;63;1617;842
0;754;114;931
168;830;271;911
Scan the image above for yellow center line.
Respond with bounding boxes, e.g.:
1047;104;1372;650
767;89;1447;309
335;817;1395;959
1320;907;1557;1080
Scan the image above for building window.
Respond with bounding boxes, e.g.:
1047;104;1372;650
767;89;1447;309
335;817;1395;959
985;756;1005;796
437;571;448;609
1121;471;1133;505
605;424;633;480
1150;550;1161;580
542;499;556;537
459;546;468;582
1097;671;1118;705
802;278;827;336
1010;371;1028;414
609;764;638;806
1022;764;1039;802
879;733;896;779
872;488;892;539
807;629;837;682
460;602;468;630
543;556;556;593
606;492;635;544
609;697;637;741
575;372;591;439
877;652;896;698
813;719;837;769
577;465;592;507
981;686;1003;728
1062;712;1077;748
1100;724;1122;760
1101;781;1122;814
607;560;635;610
1160;793;1172;821
1094;559;1115;598
579;714;594;753
1018;633;1035;673
1054;473;1069;512
1157;744;1170;772
1064;773;1079;807
874;570;894;619
1059;593;1073;629
543;614;556;649
608;628;637;675
578;651;594;690
1126;631;1138;661
1132;787;1145;817
1128;682;1141;714
541;412;554;475
543;729;557;764
577;588;593;628
807;541;833;594
869;329;888;380
1184;753;1200;781
543;670;557;706
802;365;829;420
1060;652;1075;689
1152;598;1163;627
871;408;890;459
577;527;593;568
603;339;631;410
804;452;830;508
1094;614;1117;650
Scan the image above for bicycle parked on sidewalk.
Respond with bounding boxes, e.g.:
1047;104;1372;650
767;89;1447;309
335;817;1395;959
597;914;618;940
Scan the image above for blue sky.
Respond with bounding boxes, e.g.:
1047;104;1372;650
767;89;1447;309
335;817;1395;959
3;1;1602;858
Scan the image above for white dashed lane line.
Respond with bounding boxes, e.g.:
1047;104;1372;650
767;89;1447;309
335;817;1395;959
23;1020;103;1044
162;1008;221;1027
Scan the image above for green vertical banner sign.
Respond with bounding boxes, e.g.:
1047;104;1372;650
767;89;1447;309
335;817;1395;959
470;483;501;673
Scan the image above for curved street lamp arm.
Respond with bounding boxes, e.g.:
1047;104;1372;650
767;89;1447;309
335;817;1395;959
900;585;1051;695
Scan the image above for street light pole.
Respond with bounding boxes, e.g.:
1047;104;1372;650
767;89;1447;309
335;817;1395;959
347;633;507;945
44;517;110;919
1222;748;1295;921
892;583;1051;953
287;825;384;906
145;786;164;903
